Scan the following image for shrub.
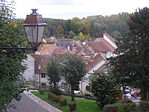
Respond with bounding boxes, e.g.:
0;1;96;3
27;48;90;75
47;41;54;44
90;71;118;109
51;94;57;101
48;92;54;100
39;88;45;95
49;85;62;95
69;101;77;111
84;93;91;97
103;104;118;112
59;97;67;106
51;94;61;102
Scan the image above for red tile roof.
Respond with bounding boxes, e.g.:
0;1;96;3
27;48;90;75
85;40;109;53
52;46;67;54
97;38;115;52
85;54;105;71
37;44;56;55
52;46;72;59
32;55;52;73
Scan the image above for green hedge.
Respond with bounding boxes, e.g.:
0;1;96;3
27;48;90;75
103;101;149;112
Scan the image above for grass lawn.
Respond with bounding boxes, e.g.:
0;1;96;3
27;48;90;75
32;91;100;112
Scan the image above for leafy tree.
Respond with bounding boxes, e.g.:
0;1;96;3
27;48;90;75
90;70;118;110
112;31;123;39
56;25;64;35
45;13;129;39
73;36;81;41
78;32;86;41
110;7;149;100
60;54;86;101
47;59;61;88
0;0;27;110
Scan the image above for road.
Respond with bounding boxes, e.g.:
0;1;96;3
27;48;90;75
8;93;49;112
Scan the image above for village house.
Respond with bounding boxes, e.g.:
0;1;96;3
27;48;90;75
23;32;117;94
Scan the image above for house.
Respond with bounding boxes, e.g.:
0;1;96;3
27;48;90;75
33;54;53;88
22;55;35;82
35;44;56;55
32;44;71;88
79;54;108;94
79;32;117;94
94;32;117;58
23;32;117;94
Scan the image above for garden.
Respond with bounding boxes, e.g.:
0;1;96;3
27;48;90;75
32;91;149;112
32;91;100;112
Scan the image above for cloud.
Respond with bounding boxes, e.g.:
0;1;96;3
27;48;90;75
15;0;149;19
33;0;74;6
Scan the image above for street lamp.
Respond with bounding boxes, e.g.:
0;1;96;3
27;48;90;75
0;9;47;55
23;9;47;50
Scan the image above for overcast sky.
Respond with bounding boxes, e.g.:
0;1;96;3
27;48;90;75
15;0;149;20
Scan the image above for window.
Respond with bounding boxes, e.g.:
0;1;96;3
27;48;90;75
41;73;46;78
86;86;91;91
41;83;46;88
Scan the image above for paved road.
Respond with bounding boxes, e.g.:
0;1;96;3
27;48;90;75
8;93;49;112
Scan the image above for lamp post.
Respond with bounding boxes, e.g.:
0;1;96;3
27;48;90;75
23;9;47;50
0;9;47;54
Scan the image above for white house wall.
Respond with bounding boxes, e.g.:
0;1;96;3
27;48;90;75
34;74;49;88
103;34;117;49
79;59;107;94
23;55;35;81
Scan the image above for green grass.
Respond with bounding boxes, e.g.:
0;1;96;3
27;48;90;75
32;91;100;112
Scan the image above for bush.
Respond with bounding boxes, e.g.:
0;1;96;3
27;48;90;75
48;92;54;100
51;94;60;102
90;71;118;110
103;104;118;112
49;85;62;95
69;101;77;111
39;88;45;95
59;97;67;106
84;93;91;97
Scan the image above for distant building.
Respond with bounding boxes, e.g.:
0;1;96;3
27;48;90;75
23;32;117;94
23;55;35;81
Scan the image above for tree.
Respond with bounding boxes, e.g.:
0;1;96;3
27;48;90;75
0;0;27;110
78;32;86;41
60;54;86;101
110;7;149;100
73;36;81;41
47;59;61;87
47;59;62;95
90;70;118;110
0;0;15;18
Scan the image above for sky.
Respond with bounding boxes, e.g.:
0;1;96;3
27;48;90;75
14;0;149;20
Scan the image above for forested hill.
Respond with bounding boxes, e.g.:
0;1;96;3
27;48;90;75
44;12;130;40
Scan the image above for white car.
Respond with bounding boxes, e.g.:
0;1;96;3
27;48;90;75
74;90;81;94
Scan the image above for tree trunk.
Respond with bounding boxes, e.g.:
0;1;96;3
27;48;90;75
70;85;75;101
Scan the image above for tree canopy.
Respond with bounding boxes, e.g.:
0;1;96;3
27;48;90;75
44;13;129;39
90;70;118;110
110;7;149;100
60;54;87;101
0;0;27;110
47;59;61;87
